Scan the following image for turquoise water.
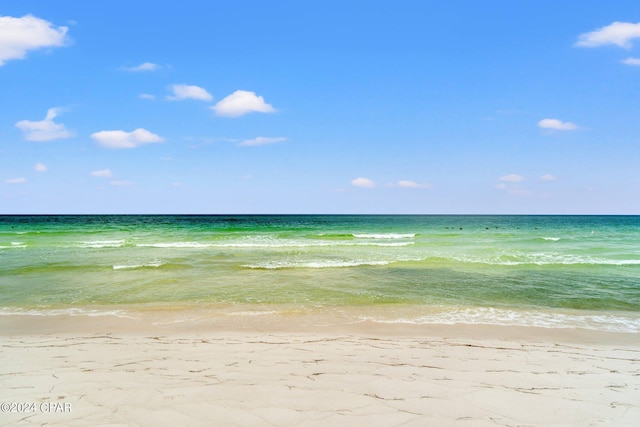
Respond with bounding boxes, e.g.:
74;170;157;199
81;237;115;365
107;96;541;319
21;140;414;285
1;215;639;331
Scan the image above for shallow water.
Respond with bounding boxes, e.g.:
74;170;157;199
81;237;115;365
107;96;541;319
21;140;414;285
1;215;639;331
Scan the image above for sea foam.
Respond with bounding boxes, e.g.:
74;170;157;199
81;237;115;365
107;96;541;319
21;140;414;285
78;240;127;248
242;260;391;269
113;260;164;270
362;307;640;333
137;241;414;248
353;233;416;239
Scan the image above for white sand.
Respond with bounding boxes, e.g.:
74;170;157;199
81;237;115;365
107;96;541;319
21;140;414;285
1;314;639;426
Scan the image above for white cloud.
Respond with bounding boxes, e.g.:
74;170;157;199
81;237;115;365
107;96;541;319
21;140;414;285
0;15;69;66
91;169;112;178
33;163;47;172
238;136;286;147
139;93;156;100
540;174;557;181
393;180;432;189
212;90;276;117
496;181;530;195
91;128;164;149
121;62;159;72
622;57;640;66
5;177;27;184
110;180;133;187
537;118;578;131
351;177;375;188
497;174;531;195
167;84;212;101
576;22;640;49
500;174;525;183
15;108;75;141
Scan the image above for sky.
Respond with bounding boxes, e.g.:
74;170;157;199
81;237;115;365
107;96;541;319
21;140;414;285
1;1;639;214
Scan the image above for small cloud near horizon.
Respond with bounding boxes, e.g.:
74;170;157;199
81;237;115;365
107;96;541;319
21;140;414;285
238;137;287;147
5;177;27;184
500;174;525;183
91;169;112;178
540;174;557;181
497;174;532;196
33;163;47;172
351;177;375;188
538;118;578;131
110;180;133;187
392;180;432;189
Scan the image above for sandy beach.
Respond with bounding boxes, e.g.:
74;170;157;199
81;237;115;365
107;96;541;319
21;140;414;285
1;313;639;426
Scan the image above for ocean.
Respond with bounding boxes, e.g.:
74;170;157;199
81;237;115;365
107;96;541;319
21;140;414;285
1;215;639;332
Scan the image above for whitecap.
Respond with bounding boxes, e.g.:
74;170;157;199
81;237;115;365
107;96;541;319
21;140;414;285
137;241;413;248
78;240;126;248
137;242;211;248
0;244;26;249
445;253;640;266
242;260;391;269
113;260;164;270
353;233;416;239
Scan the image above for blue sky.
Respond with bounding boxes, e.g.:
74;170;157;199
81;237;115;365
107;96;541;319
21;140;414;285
1;1;639;214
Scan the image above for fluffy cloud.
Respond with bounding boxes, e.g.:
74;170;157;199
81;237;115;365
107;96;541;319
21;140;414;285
139;93;155;100
500;174;525;183
576;22;640;48
91;128;164;149
15;108;75;141
5;177;27;184
212;90;276;117
622;57;640;66
0;15;69;66
91;169;112;178
121;62;159;72
351;177;375;188
167;84;212;101
239;137;287;147
110;180;133;186
537;118;578;131
540;174;557;181
33;163;47;172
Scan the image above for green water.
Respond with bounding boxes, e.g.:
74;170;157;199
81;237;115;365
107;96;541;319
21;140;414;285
1;215;639;331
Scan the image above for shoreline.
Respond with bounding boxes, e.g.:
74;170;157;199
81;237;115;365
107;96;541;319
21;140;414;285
2;314;639;426
1;309;640;343
2;302;640;336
